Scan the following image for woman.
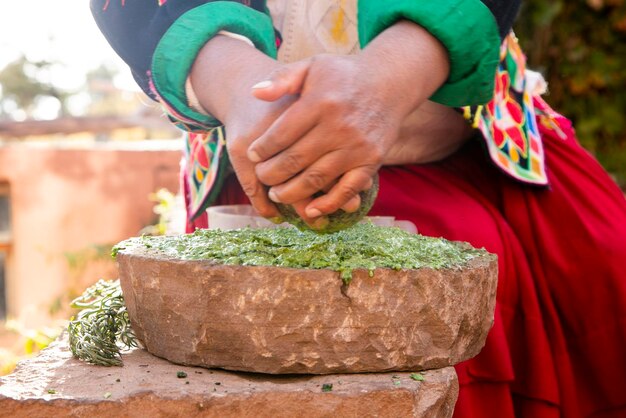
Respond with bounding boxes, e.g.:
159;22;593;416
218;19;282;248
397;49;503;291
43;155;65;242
91;1;626;416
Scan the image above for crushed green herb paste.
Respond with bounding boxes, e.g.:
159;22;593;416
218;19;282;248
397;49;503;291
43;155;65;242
114;223;486;284
276;175;379;234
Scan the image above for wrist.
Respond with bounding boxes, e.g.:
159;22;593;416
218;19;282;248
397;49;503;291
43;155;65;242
360;20;450;116
190;35;278;123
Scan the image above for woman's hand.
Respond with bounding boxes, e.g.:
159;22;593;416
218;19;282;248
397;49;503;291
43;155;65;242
248;21;451;220
190;35;295;219
249;53;398;221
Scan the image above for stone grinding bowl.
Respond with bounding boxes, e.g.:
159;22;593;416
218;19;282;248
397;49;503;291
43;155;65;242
116;243;498;375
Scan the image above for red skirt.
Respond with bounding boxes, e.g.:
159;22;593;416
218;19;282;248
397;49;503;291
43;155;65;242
187;120;626;417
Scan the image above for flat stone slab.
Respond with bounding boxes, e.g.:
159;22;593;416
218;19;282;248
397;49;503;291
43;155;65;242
0;337;458;418
117;249;497;374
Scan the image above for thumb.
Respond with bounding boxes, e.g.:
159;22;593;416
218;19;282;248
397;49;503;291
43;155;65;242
251;59;311;102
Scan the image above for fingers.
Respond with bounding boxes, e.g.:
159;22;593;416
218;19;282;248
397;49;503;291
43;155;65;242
274;173;366;231
280;180;359;230
227;140;280;219
247;100;318;163
290;199;330;231
235;170;279;219
267;152;354;207
251;59;311;102
238;173;279;219
341;194;362;213
254;124;328;186
305;168;376;218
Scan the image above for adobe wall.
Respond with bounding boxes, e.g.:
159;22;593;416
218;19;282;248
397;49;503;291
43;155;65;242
0;140;182;325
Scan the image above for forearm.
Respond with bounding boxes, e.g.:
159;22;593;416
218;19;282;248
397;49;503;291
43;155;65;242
359;20;450;118
189;35;278;124
384;102;474;166
359;21;472;166
358;0;515;106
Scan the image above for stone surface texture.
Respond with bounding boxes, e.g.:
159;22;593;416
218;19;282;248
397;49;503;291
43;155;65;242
0;337;459;418
117;248;497;375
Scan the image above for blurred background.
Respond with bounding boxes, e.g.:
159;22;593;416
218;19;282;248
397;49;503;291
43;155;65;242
0;1;625;374
516;0;626;186
0;0;183;374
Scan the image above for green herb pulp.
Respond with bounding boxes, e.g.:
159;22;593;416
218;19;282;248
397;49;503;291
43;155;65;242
115;223;485;284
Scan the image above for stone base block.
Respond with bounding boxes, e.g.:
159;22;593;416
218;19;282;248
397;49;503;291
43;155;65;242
0;337;458;418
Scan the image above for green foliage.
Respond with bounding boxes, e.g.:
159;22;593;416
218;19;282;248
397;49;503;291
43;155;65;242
515;1;626;187
64;244;114;273
0;55;71;119
67;279;137;366
1;320;63;376
62;243;117;313
139;188;176;236
4;319;60;355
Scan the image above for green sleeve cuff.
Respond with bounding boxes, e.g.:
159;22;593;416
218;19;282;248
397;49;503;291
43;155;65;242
151;1;277;128
358;0;501;107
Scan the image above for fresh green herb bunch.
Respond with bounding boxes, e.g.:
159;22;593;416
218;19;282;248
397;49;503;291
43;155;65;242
68;279;137;366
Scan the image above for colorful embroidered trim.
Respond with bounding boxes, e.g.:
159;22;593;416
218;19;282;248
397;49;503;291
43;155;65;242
462;33;564;186
183;128;232;219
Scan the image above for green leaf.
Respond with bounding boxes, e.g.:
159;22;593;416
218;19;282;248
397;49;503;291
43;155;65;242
410;373;425;382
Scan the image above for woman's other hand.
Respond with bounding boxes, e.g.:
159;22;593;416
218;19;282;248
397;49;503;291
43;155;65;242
248;21;451;220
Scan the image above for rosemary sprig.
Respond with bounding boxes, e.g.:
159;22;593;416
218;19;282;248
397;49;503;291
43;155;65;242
68;279;137;366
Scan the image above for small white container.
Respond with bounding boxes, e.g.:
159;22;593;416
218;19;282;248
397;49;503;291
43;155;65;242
207;205;280;230
207;204;416;233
